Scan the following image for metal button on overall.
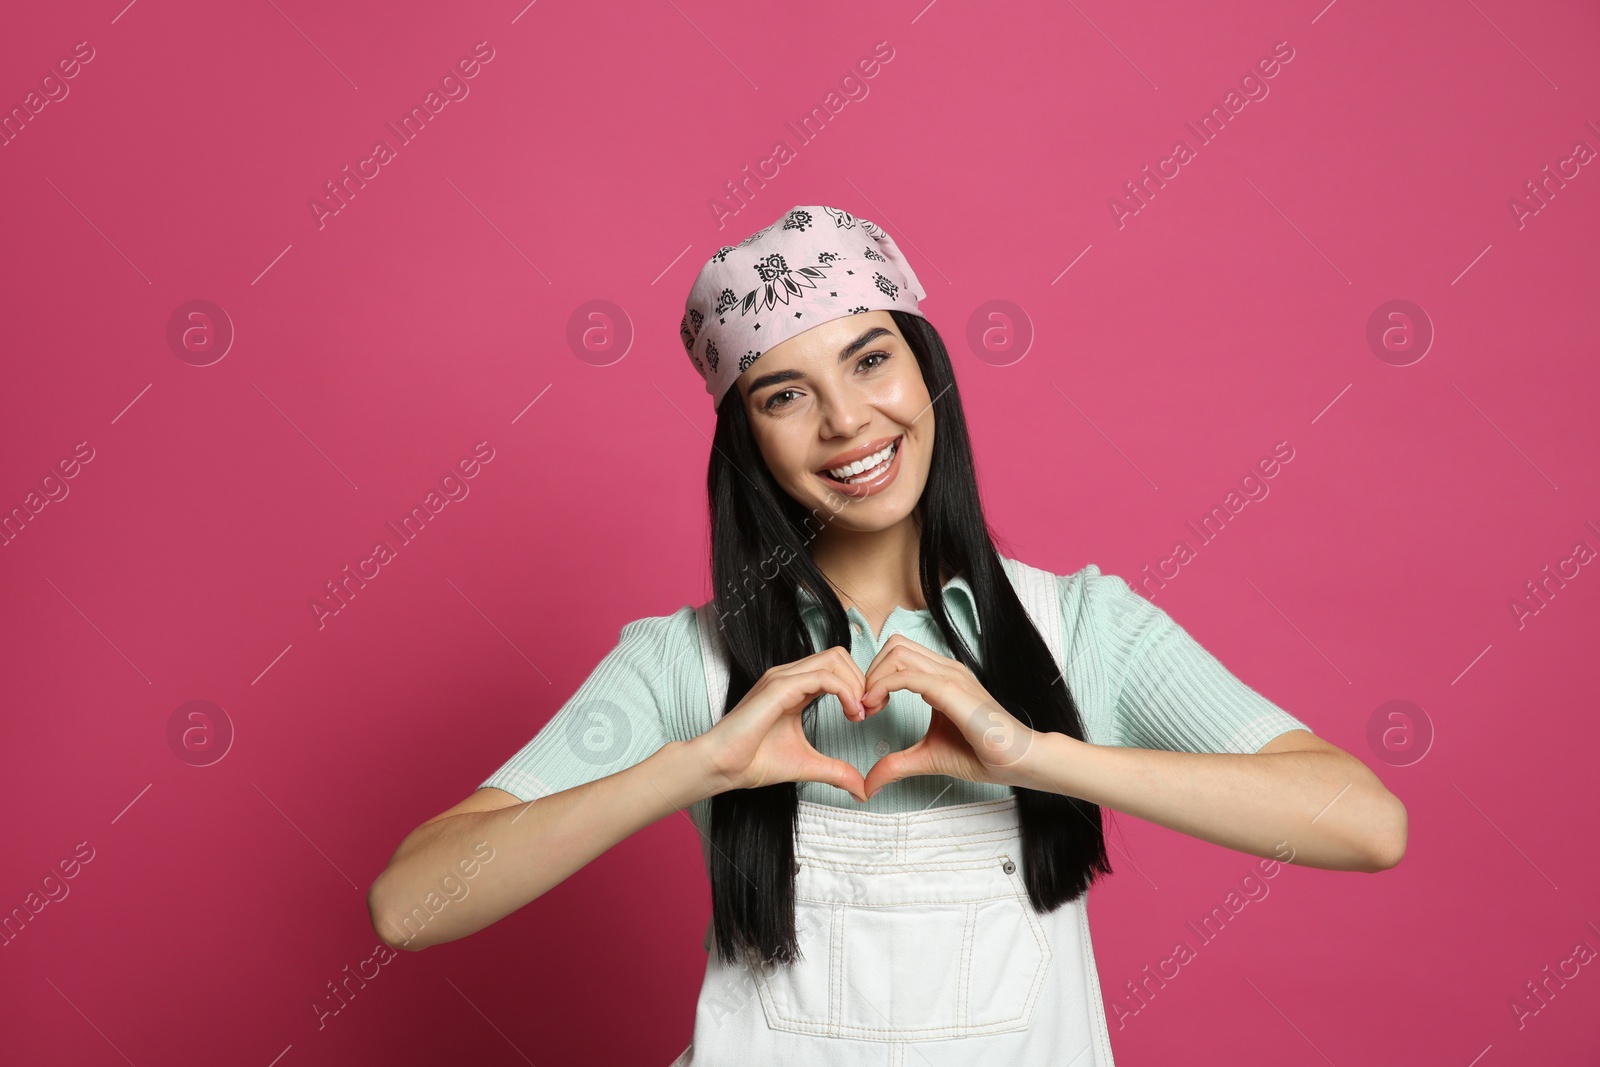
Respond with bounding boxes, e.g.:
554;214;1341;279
1002;859;1016;874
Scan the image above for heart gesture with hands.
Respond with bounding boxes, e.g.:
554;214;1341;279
699;634;1040;806
702;645;875;804
855;633;1039;799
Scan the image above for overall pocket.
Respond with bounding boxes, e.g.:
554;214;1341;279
753;853;1052;1042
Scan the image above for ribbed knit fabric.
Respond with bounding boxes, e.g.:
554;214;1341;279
478;560;1313;833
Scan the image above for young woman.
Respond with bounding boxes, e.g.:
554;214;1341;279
367;205;1407;1066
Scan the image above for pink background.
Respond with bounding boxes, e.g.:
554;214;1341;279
3;0;1597;1063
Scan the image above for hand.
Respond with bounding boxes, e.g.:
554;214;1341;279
695;646;871;803
858;634;1038;799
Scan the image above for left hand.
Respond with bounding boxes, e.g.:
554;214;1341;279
857;634;1039;798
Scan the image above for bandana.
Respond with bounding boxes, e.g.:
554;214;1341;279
679;205;928;408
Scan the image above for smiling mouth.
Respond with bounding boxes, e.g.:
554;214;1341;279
819;436;901;486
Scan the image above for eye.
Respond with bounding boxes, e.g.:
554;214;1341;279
764;387;801;412
762;351;890;413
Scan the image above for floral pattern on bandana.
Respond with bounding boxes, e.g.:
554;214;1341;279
735;253;836;317
680;204;928;408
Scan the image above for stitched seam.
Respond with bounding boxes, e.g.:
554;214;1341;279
793;811;1021;844
829;902;842;1035
796;892;1031;906
757;1017;1036;1039
795;831;1017;851
1009;864;1053;1029
795;832;1018;854
797;812;1017;834
791;816;1018;841
794;797;1016;824
1077;898;1118;1065
792;855;1012;875
761;892;1047;1036
797;795;1015;814
957;900;974;1028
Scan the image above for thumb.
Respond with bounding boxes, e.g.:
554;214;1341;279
813;757;868;803
863;748;923;800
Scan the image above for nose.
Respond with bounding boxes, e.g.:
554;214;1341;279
816;377;876;439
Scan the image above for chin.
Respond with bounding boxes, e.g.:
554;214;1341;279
811;480;926;531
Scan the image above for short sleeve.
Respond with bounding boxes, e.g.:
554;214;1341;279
1083;569;1313;754
477;611;691;802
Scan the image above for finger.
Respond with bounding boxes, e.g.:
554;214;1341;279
862;667;956;718
863;638;943;681
786;647;868;719
863;649;945;709
870;630;953;681
864;633;946;671
832;644;868;692
860;642;911;706
826;645;868;719
749;667;857;730
862;633;911;677
872;683;1035;772
862;711;977;798
801;754;869;803
789;665;867;722
824;653;869;720
861;742;929;799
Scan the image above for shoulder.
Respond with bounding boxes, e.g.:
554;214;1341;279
614;605;713;737
619;603;701;639
616;604;704;663
1066;563;1156;618
998;556;1147;612
999;556;1165;643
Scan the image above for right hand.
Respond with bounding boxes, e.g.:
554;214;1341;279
698;646;877;803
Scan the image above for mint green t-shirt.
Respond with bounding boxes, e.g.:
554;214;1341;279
477;560;1314;833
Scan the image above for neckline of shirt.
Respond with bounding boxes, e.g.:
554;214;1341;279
795;569;981;639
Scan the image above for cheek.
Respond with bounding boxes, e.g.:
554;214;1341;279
886;384;932;429
882;364;929;407
761;429;818;485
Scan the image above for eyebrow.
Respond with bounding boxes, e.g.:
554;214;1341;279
745;327;895;398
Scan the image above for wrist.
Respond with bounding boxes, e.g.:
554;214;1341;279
670;737;737;802
1008;729;1084;794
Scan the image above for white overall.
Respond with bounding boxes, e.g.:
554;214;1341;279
670;561;1118;1067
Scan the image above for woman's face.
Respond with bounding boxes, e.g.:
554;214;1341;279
736;311;935;534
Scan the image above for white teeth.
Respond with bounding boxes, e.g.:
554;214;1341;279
827;440;897;481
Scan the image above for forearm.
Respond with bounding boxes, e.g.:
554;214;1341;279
371;740;720;951
1014;733;1405;872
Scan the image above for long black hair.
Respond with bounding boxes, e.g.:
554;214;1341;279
704;308;1111;967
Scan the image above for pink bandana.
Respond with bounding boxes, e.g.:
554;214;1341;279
679;205;928;408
